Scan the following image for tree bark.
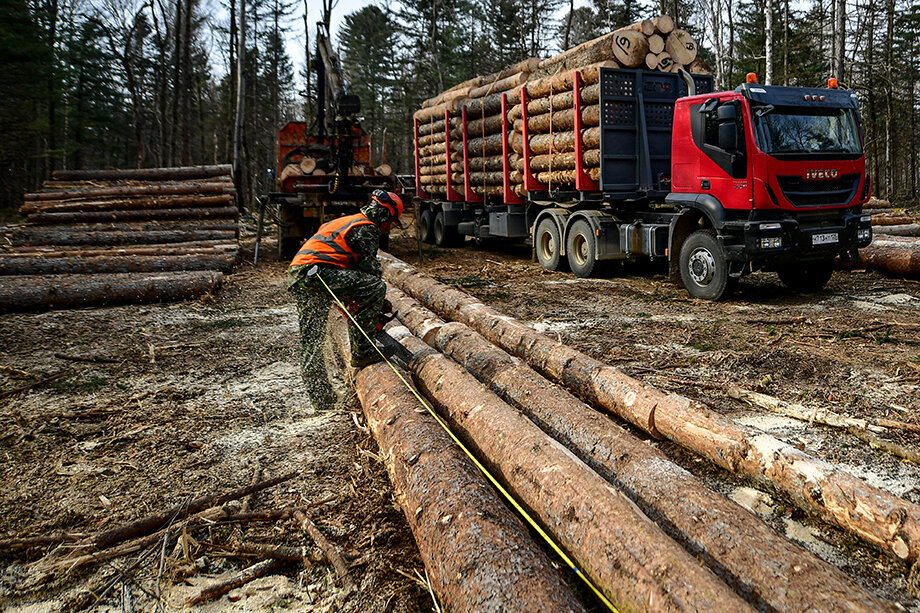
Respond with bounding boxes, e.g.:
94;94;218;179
417;118;446;136
468;72;528;99
874;224;920;236
525;62;616;100
350;355;585;612
0;253;236;276
52;165;232;182
518;105;600;133
858;245;920;276
25;206;238;225
467;133;506;157
529;149;600;172
765;0;774;84
453;113;505;138
24;182;235;203
22;195;232;215
2;227;237;247
515;128;601;155
0;271;223;313
535;168;600;184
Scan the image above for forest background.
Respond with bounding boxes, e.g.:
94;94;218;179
1;0;918;216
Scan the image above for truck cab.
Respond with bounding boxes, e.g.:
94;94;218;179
667;78;872;298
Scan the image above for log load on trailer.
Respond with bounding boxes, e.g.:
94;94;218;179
414;20;871;300
268;23;399;260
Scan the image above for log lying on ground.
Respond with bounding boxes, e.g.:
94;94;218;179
393;331;751;612
4;241;236;257
378;253;920;564
874;224;920;237
350;349;585;612
24;206;238;225
0;253;237;276
23;181;236;203
2;225;237;247
0;271;222;312
52;164;232;182
859;245;920;276
388;289;891;612
872;215;915;226
22;194;233;215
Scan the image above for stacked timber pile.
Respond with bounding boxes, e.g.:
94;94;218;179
0;165;238;312
414;15;710;199
855;197;920;277
344;252;912;611
279;155;392;182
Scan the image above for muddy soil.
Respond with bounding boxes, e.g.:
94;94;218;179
1;222;919;611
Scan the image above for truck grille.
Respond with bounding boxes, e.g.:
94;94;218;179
776;174;860;207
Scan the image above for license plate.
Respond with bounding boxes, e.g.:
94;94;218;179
812;232;838;246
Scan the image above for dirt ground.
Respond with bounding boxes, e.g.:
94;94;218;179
1;219;920;611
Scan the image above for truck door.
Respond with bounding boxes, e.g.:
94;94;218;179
692;99;751;210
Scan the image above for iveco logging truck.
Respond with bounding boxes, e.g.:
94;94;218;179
414;69;872;300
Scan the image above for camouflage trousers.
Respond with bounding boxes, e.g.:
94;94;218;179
287;265;386;411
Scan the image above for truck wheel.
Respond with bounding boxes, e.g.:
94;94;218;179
434;211;460;247
566;219;597;277
777;259;835;292
278;237;302;262
535;218;566;271
419;209;435;244
679;229;729;300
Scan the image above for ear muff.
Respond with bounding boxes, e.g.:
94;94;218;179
372;190;404;219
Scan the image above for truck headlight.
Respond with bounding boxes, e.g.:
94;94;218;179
860;215;872;224
760;237;783;249
760;222;782;231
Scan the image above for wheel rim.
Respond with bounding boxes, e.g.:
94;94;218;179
538;229;555;262
688;247;716;286
572;233;588;267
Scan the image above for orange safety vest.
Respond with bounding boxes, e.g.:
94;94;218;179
289;213;376;269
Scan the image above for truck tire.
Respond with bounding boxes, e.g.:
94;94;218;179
279;238;302;262
679;229;729;300
419;209;435;244
434;210;461;247
777;259;835;292
535;218;566;271
566;219;597;277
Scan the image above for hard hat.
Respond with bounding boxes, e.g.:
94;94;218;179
372;190;404;220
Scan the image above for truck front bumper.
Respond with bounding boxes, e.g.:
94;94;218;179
724;212;872;264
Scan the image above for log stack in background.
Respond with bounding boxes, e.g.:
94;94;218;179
836;197;920;278
0;165;239;312
414;15;708;199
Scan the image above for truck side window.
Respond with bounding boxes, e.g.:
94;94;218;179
690;101;747;179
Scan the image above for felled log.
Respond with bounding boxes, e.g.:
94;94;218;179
417;132;444;147
535;168;601;184
396;333;751;612
389;290;891;613
666;29;698;65
655;14;675;34
610;29;650;67
688;58;713;75
279;164;302;183
453;113;505;138
25;206;238;225
471;185;505;197
526;62;617;99
469;72;528;99
351;351;585;612
0;271;222;313
859;245;920;277
378;253;920;564
22;194;233;215
467;133;506;157
417;118;447;136
872;214;914;226
419;142;447;157
2;225;237;247
468;172;505;185
522;84;601;118
52;164;232;182
517;105;600;133
374;164;392;177
7;241;237;257
40;177;232;190
0;253;236;276
23;182;236;203
728;386;887;432
647;52;675;71
529;150;600;172
465;155;512;173
623;18;655;36
874;224;920;236
419;174;448;185
518;128;601;155
414;101;461;124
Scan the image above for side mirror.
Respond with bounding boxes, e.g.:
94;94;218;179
716;104;737;121
718;122;739;151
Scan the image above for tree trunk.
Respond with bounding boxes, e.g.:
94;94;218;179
0;271;222;313
350;358;585;613
765;0;773;84
0;253;236;276
233;0;247;210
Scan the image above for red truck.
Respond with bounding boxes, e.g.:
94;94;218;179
414;69;872;299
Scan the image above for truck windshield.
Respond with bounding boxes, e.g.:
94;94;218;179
752;107;861;155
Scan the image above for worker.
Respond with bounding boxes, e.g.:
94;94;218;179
287;189;404;411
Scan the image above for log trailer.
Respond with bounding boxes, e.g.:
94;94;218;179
414;68;872;299
267;23;397;260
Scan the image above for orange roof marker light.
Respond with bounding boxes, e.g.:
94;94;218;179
828;78;839;89
746;72;758;84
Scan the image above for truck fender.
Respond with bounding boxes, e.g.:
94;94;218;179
665;195;725;282
533;208;572;256
564;210;618;259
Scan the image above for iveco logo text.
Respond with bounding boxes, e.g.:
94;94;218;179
804;169;839;180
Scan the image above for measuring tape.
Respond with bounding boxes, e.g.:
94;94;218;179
313;271;618;612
